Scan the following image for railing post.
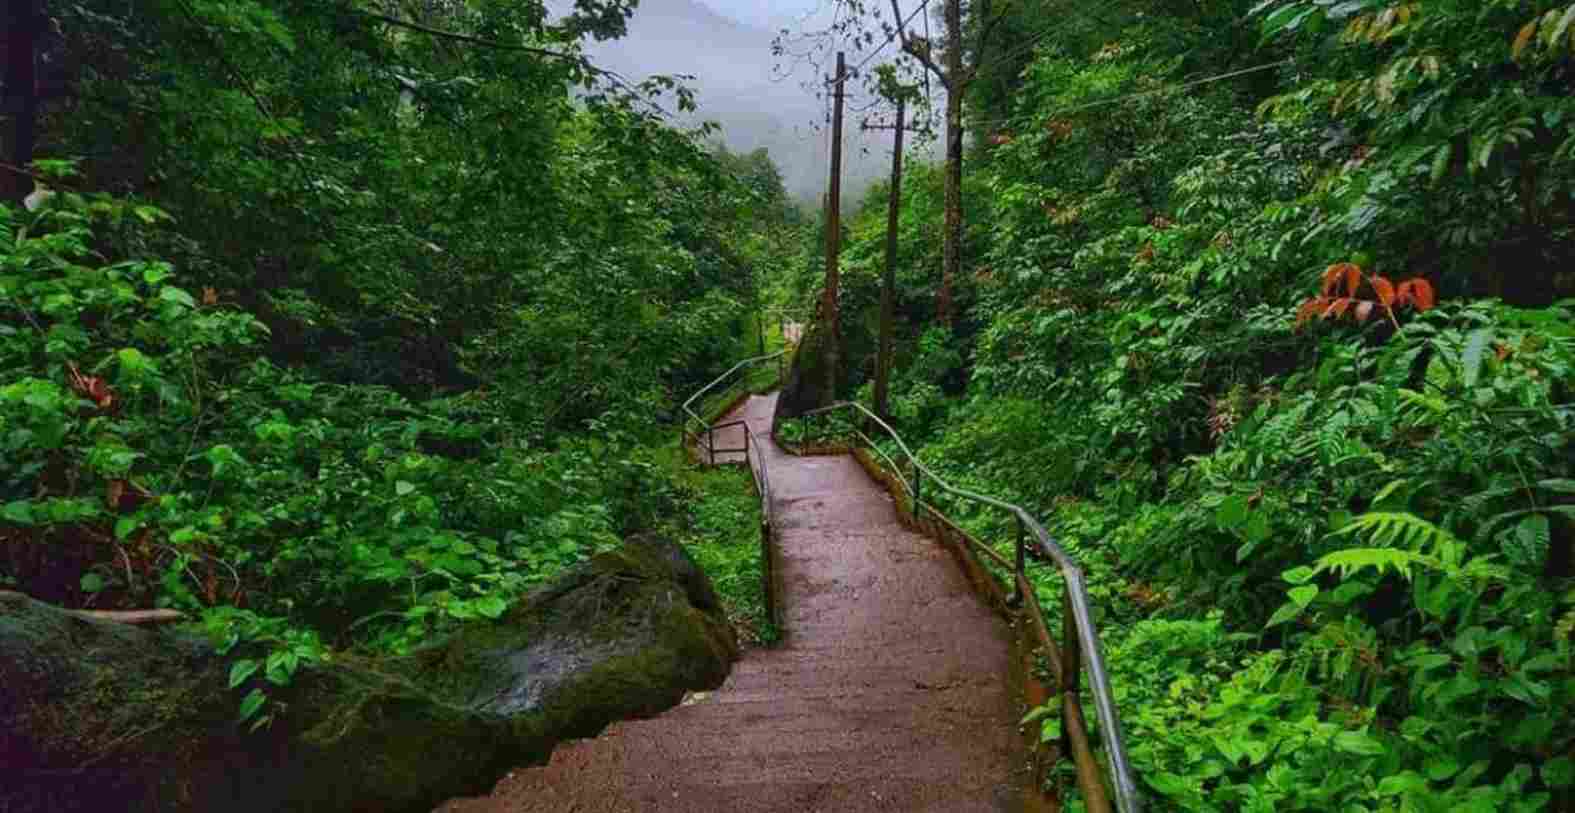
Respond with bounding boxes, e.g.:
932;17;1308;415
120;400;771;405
707;424;715;465
1063;590;1115;813
1012;518;1026;606
912;461;922;521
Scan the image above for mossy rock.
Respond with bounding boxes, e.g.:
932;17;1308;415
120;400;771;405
0;534;736;812
776;317;836;422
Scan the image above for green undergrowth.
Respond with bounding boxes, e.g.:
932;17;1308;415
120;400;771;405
658;446;777;647
778;0;1575;806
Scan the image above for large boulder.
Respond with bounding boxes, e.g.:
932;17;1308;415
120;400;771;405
1;534;736;812
775;315;837;423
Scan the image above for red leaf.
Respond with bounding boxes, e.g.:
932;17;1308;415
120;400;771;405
1355;301;1374;322
1297;297;1329;325
66;363;115;410
1370;275;1395;307
1402;278;1436;311
1324;298;1353;319
1321;264;1345;296
1344;265;1362;298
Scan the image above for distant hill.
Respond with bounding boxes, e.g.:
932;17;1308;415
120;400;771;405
581;0;892;206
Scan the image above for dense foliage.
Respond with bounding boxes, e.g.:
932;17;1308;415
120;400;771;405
807;0;1575;807
2;0;799;723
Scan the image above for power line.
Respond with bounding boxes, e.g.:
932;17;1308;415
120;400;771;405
969;58;1294;130
822;0;931;86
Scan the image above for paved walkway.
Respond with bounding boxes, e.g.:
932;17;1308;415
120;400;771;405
440;393;1017;812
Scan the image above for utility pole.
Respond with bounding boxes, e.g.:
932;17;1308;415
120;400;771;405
864;97;913;421
820;51;845;405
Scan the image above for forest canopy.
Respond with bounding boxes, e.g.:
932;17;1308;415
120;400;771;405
2;0;800;723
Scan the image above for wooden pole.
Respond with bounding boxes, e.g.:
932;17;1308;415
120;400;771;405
821;51;846;406
874;96;906;421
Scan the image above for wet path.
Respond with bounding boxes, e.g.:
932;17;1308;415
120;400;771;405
439;393;1017;812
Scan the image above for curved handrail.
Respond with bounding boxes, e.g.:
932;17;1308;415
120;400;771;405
680;350;787;463
792;400;1141;813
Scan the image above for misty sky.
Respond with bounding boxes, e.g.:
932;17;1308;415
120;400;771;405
581;0;918;204
698;0;821;29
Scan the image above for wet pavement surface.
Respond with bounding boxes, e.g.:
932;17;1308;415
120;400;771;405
438;393;1017;813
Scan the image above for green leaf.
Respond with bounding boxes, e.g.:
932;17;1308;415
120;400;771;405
1429;143;1452;184
1544;756;1574;788
237;688;267;722
1333;730;1386;757
1282;565;1316;585
229;659;259;689
1425;755;1460;781
159;286;197;309
1020;705;1055;727
2;501;35;525
1500;672;1551;707
1215;495;1249;531
1460;328;1493;388
473;595;509;619
80;573;105;593
395;480;417;496
117;348;152;377
1288;585;1318;607
1267;600;1305;627
1376;771;1427;796
264;650;299;686
132;205;169;225
114;517;140;540
140;263;173;285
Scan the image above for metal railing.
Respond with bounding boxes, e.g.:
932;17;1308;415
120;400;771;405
678;351;786;628
679;350;787;465
785;401;1142;813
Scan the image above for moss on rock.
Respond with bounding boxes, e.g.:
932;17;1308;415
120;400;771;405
0;534;736;812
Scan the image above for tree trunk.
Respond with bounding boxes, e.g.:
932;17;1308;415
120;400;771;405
875;98;906;421
822;52;846;404
938;0;963;326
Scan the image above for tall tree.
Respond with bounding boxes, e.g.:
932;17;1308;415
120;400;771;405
879;0;1007;324
822;51;847;402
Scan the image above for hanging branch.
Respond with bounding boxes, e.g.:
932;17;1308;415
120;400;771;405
355;10;583;63
356;9;686;119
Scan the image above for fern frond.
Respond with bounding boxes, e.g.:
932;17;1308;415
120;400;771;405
1314;547;1442;582
1329;511;1459;552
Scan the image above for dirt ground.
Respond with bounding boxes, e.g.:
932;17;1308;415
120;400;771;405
438;393;1019;812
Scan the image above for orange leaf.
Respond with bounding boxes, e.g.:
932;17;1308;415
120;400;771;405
1322;262;1362;296
202;287;219;306
1513;19;1537;59
1324;298;1353;319
1404;278;1436;311
1355;301;1374;322
1322;264;1344;296
106;479;126;510
1297;297;1329;325
1370;275;1395;307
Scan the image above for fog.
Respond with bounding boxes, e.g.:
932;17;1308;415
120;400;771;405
581;0;918;206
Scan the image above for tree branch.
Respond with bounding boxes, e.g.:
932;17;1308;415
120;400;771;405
0;592;186;625
357;10;584;64
889;0;951;89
